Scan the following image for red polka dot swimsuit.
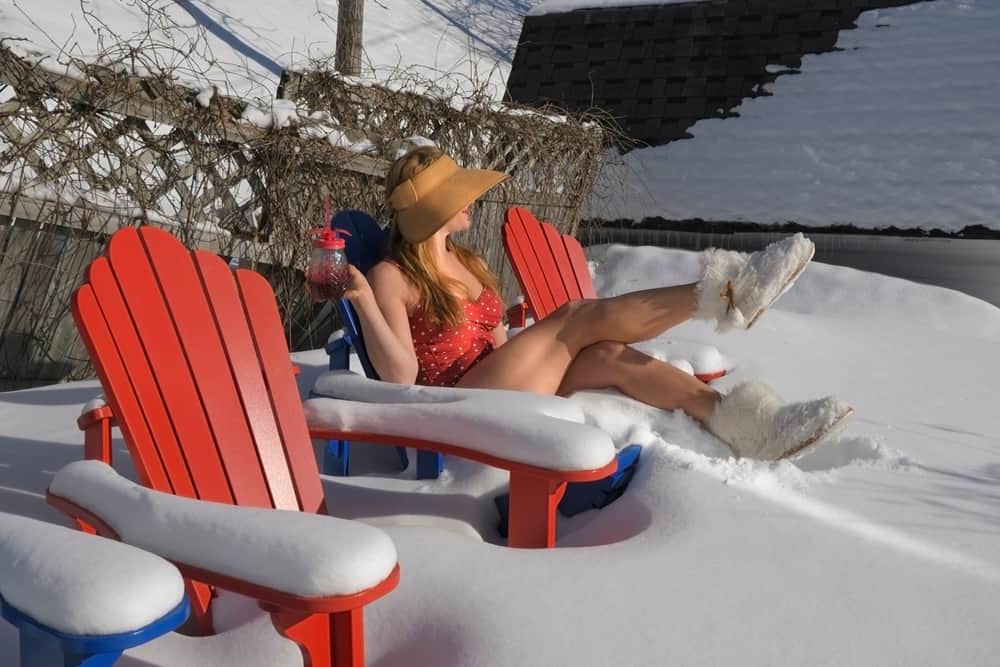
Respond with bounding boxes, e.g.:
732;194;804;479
409;287;504;387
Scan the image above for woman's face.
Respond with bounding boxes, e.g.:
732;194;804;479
440;205;472;235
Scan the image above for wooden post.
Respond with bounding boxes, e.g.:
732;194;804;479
336;0;365;76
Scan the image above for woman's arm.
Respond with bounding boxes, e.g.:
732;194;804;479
344;263;420;384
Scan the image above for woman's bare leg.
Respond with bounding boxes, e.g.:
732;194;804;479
457;284;698;396
557;341;720;423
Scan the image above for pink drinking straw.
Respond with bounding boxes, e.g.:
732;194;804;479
322;193;333;228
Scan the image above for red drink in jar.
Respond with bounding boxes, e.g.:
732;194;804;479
307;225;350;302
307;264;351;301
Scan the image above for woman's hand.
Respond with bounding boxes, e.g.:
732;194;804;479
342;264;374;304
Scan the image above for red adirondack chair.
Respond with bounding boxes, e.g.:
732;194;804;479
55;225;399;666
58;226;617;663
502;207;726;383
504;206;596;328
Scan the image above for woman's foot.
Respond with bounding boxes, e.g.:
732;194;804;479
695;233;815;332
706;381;854;460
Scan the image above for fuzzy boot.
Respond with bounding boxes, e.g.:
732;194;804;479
695;233;815;332
707;381;854;461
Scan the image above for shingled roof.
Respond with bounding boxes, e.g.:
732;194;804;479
506;0;926;148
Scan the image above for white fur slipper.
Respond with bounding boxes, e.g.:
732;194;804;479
695;234;815;332
707;381;854;461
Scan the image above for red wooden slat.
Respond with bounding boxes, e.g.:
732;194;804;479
504;208;560;318
540;222;583;301
521;211;570;316
503;209;546;319
72;282;172;492
104;228;236;504
190;250;299;511
562;235;597;299
237;269;326;514
135;227;274;508
83;258;202;497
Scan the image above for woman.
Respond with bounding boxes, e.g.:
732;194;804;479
341;146;853;460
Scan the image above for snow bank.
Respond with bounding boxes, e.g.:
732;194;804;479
2;243;1000;666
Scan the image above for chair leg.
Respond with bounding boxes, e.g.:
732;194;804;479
332;608;364;667
272;609;365;667
324;440;351;476
506;473;567;548
19;627;123;667
271;610;330;667
395;446;410;470
415;451;443;480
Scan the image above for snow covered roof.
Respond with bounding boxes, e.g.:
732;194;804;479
509;0;1000;231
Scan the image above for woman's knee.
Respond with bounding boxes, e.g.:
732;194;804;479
552;298;611;340
560;340;628;394
577;340;628;365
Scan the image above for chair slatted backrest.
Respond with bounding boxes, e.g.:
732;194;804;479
72;226;325;515
503;207;596;321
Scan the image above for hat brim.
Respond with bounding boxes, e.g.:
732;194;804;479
397;167;508;243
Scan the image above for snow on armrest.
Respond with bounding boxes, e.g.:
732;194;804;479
0;511;184;636
306;370;616;472
49;461;397;599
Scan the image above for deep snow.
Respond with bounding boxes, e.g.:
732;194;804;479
2;243;999;665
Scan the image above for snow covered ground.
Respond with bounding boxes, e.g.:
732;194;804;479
0;0;526;100
2;243;1000;665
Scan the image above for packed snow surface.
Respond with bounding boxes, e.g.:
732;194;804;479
2;242;999;665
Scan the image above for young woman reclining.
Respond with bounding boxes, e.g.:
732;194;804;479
338;146;853;461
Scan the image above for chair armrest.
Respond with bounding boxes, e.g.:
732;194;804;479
47;461;399;613
307;370;616;477
0;510;186;637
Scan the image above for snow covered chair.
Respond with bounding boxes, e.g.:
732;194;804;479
502;206;727;383
0;510;188;666
66;225;402;666
305;369;619;547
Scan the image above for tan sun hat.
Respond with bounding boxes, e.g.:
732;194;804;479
387;154;508;243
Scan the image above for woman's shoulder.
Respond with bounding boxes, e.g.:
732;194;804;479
369;257;403;277
368;259;418;304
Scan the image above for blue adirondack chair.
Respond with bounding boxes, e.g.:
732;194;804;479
323;210;444;479
0;511;189;666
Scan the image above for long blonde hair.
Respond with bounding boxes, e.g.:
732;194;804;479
385;146;501;329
